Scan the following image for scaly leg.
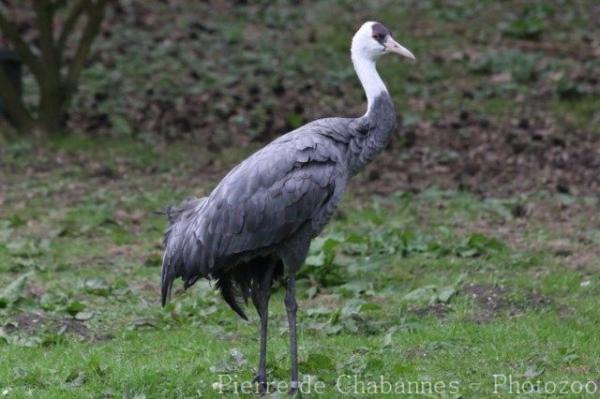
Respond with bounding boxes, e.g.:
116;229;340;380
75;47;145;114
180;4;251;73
254;263;275;393
285;273;299;394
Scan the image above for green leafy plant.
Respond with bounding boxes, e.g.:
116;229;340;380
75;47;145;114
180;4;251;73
300;234;347;287
501;4;553;40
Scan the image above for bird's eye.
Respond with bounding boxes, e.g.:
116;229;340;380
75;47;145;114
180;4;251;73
373;33;385;42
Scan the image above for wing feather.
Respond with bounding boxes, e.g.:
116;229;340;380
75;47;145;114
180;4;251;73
162;120;352;297
195;138;341;274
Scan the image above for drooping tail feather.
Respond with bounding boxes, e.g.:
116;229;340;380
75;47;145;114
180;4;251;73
160;196;207;307
213;257;283;321
160;197;281;321
215;272;249;321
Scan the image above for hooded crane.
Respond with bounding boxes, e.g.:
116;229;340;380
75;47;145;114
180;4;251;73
161;21;415;394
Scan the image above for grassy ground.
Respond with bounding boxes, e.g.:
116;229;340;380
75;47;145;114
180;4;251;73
1;139;599;398
1;0;600;398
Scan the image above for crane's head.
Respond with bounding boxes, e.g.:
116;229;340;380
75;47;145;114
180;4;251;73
351;21;415;62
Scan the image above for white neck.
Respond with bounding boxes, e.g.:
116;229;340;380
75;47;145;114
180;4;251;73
351;53;387;115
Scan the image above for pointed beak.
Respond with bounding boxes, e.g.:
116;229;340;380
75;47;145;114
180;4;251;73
384;36;416;61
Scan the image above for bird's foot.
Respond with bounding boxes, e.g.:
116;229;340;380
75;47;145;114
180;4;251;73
252;374;268;394
289;380;299;396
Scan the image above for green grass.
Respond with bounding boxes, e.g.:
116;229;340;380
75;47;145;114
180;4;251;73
1;0;599;397
1;138;600;398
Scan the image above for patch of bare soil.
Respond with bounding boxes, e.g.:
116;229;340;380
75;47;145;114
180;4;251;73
463;283;509;323
54;318;94;341
520;291;552;311
408;302;449;319
404;345;427;360
357;113;600;197
3;312;47;334
3;312;96;342
463;283;552;323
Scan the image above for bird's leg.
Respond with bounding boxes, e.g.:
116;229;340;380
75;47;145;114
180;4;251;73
255;304;269;393
285;273;299;394
254;263;275;394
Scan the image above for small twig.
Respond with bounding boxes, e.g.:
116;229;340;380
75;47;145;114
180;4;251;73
57;0;88;55
64;0;108;104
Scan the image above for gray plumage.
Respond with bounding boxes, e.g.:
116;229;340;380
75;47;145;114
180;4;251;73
161;93;395;316
159;20;414;393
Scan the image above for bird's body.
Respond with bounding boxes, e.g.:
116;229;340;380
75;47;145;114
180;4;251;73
161;94;395;315
161;21;414;394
